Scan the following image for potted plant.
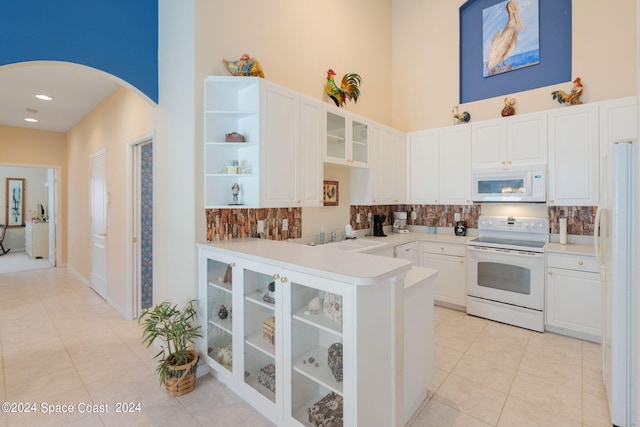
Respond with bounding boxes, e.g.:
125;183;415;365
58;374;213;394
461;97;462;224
426;213;442;234
139;299;202;396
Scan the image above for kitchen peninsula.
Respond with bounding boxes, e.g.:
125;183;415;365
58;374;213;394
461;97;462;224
198;238;436;426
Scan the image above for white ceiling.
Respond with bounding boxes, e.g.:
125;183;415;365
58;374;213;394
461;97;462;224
0;62;121;133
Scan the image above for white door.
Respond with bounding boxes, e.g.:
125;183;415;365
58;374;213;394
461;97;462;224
90;150;108;298
46;169;56;266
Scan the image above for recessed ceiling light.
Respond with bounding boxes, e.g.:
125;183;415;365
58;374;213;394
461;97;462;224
35;94;53;101
26;108;38;114
24;118;38;123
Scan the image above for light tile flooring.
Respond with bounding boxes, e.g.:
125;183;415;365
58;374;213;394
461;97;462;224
0;267;611;426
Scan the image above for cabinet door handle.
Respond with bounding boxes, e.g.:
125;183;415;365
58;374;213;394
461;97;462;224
578;261;583;266
550;199;555;203
280;276;287;283
273;273;280;279
229;262;236;268
548;271;553;275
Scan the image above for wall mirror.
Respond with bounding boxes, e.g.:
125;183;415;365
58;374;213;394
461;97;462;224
6;178;25;227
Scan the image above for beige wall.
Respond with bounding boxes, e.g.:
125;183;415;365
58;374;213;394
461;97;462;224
66;86;154;315
194;0;393;125
392;0;638;131
0;125;67;261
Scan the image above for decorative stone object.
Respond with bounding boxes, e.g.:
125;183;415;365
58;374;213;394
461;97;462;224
327;343;343;382
308;391;343;426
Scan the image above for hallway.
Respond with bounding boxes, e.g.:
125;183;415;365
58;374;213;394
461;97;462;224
0;268;271;427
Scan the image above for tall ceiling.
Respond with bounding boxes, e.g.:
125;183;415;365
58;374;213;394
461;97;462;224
0;63;121;133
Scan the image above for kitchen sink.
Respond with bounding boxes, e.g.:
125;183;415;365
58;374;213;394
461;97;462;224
323;238;386;252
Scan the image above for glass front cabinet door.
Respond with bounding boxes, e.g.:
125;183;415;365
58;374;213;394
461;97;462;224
287;275;350;426
203;254;237;381
239;260;284;420
324;108;369;168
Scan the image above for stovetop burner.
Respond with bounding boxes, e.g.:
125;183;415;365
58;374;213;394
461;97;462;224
468;216;549;253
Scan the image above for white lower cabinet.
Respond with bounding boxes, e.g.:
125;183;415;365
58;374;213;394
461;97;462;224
199;245;403;426
545;251;601;342
25;222;49;259
422;241;466;308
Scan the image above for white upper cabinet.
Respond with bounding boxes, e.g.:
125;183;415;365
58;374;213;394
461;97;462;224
599;97;637;157
471;112;547;169
351;124;406;205
324;105;369;168
408;126;471;205
439;126;472;205
548;103;599;206
204;77;323;208
297;96;324;206
408;130;439;204
260;83;300;207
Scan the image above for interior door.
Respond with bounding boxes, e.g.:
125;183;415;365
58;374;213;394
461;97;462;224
90;150;108;298
46;169;56;266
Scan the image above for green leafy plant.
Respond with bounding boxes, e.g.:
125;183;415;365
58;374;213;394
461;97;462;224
139;300;202;384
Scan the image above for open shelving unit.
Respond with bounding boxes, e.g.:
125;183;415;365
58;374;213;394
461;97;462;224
204;76;261;208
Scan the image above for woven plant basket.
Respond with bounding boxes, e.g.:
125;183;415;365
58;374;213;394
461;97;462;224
163;349;199;396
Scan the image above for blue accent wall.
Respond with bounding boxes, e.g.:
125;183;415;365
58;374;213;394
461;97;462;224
460;0;571;103
0;0;158;103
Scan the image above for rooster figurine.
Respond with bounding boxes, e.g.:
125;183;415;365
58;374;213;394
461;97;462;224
452;106;471;124
222;53;265;78
551;77;583;106
325;69;362;107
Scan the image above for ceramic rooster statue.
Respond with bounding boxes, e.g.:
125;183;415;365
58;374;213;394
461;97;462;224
325;69;362;107
452;106;471;124
222;53;265;78
551;77;584;106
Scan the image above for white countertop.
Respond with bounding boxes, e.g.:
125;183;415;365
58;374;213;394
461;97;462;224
404;266;438;290
354;230;474;254
198;238;413;286
546;242;595;256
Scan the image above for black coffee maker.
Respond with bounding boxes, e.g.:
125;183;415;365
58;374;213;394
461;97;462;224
373;214;387;237
455;221;467;236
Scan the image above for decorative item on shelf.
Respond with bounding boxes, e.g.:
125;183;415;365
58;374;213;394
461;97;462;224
138;300;202;396
218;304;229;319
327;343;343;382
501;97;516;117
215;343;232;366
262;281;275;304
222;53;265;78
230;183;241;205
257;363;276;393
551;77;583;106
223;263;233;283
323;292;342;324
262;315;275;345
452;105;471;124
308;391;344;426
224;132;245;143
304;296;323;315
227;160;239;175
325;68;361;107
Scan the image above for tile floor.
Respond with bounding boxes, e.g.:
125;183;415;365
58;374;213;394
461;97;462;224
0;267;611;426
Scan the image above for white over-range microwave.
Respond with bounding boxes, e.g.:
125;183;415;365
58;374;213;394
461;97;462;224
472;166;546;202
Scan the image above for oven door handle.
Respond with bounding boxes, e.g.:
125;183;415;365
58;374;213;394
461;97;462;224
467;245;545;258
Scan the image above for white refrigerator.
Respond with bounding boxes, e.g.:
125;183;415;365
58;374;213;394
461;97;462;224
595;140;637;426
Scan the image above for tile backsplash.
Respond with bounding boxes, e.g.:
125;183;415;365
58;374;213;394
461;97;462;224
206;208;302;241
206;205;596;241
548;206;597;235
